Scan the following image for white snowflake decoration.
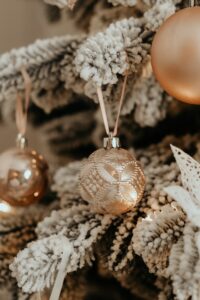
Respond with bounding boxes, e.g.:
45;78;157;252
165;145;200;228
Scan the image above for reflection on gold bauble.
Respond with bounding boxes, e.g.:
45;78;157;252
79;148;145;215
0;148;48;206
151;7;200;104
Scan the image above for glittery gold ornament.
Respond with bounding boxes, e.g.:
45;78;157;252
151;6;200;104
0;147;48;206
79;138;145;215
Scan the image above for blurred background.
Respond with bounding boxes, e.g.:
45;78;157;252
0;0;78;156
0;0;77;53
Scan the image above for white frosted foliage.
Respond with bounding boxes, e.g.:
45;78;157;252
10;205;114;293
75;17;146;85
108;0;136;6
44;0;77;9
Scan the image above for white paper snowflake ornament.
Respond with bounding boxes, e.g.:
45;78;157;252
165;145;200;227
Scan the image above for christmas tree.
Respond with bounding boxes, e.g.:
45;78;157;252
1;1;200;299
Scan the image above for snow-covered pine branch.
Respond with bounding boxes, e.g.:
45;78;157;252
44;0;77;9
0;205;51;286
133;205;185;276
168;223;200;300
10;206;114;293
0;0;176;121
0;35;83;112
75;0;176;86
105;210;138;273
9;132;200;296
75;17;148;86
122;73;172;127
108;0;137;7
52;160;86;208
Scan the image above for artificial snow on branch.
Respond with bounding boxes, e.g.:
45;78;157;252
1;0;200;299
108;0;137;6
39;107;97;162
133;204;185;276
0;35;83;111
10;235;71;293
10;133;200;297
0;204;52;293
52;161;86;208
10;205;114;293
75;17;147;86
129;74;171;127
144;0;176;31
0;0;177;122
104;210;139;273
75;0;176;86
141;0;181;9
168;223;200;300
44;0;77;9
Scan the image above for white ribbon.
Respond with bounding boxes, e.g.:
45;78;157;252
36;292;41;300
96;72;128;137
50;238;72;300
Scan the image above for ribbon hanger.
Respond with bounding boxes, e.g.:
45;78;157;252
96;72;128;138
15;66;31;138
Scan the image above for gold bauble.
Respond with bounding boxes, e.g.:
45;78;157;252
151;7;200;104
79;148;145;215
0;148;48;206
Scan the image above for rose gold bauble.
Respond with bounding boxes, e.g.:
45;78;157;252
151;7;200;104
79;148;145;215
0;148;48;206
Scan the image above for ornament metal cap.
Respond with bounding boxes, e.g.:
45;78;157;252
16;133;28;149
103;136;120;149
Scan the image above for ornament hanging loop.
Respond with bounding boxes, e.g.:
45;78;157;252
15;66;31;149
96;71;128;148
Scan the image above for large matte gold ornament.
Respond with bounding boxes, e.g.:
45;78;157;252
0;148;48;206
79;148;145;215
151;7;200;104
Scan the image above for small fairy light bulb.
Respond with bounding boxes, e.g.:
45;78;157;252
79;135;145;215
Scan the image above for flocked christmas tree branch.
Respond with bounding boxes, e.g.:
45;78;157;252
2;1;199;300
44;0;77;9
0;0;176;119
10;132;200;298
